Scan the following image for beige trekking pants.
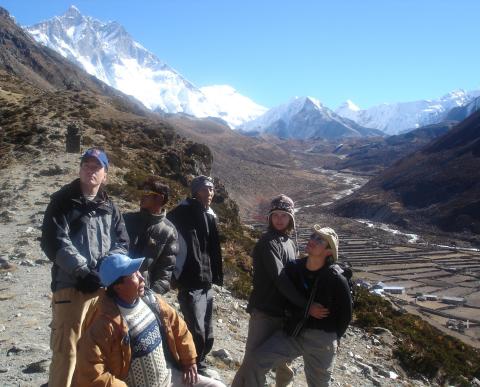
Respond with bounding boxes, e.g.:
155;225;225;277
48;287;100;387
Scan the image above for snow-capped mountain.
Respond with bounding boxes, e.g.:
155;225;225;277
240;96;383;140
25;6;265;128
200;85;268;128
445;95;480;122
336;90;480;135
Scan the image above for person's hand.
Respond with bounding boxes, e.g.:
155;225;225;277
182;364;198;385
308;303;329;319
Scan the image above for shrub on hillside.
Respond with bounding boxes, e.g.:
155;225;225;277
354;287;480;385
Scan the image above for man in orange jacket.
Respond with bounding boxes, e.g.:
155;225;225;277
73;254;224;387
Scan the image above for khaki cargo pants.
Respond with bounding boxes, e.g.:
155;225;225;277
48;287;100;387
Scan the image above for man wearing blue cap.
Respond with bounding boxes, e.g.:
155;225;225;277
41;147;129;387
74;254;224;387
167;175;223;378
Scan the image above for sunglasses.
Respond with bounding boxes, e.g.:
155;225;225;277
141;190;165;198
309;233;328;246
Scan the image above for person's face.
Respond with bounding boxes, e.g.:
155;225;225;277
114;271;145;303
271;211;291;232
195;185;214;208
79;157;107;189
306;233;329;256
140;191;165;213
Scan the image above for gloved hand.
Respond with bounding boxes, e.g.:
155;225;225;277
75;271;102;293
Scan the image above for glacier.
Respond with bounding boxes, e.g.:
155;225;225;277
25;5;266;128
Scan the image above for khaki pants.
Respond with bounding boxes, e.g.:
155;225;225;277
48;287;100;387
247;329;338;387
232;309;293;387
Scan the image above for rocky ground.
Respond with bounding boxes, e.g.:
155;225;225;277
0;154;433;387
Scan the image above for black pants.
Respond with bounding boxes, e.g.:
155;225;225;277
178;288;214;370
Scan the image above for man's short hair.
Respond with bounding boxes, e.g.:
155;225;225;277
141;176;170;204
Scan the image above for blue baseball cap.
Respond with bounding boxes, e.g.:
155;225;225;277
81;148;109;170
99;254;144;287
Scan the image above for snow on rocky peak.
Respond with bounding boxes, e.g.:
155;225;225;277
240;96;380;139
200;85;267;128
338;99;360;112
335;89;480;135
25;6;263;128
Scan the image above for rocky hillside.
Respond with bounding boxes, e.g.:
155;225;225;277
3;154;480;386
0;149;435;387
333;110;480;240
0;4;256;293
323;121;457;174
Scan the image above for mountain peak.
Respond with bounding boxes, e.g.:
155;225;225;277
286;96;322;112
338;100;360;112
25;9;265;128
0;6;10;18
240;95;380;139
336;90;480;135
63;5;82;20
304;96;323;109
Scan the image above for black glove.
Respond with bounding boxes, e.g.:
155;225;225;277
75;271;102;293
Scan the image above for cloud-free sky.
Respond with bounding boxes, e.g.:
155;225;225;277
2;0;479;110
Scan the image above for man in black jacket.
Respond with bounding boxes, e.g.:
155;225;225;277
167;175;223;377
124;176;178;295
40;148;129;387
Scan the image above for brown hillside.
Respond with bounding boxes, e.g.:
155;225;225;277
333;110;480;239
0;6;251;274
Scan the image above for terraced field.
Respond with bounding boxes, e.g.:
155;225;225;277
295;229;480;347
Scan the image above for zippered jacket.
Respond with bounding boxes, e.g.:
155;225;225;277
284;258;352;338
247;229;308;317
167;198;223;289
124;209;178;294
42;178;129;291
72;289;197;386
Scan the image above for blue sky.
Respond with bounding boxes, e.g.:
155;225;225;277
2;0;479;110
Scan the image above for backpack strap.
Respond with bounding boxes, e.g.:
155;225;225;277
290;269;322;337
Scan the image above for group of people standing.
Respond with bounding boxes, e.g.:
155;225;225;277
41;147;352;387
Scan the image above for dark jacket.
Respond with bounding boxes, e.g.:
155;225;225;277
124;209;178;294
73;289;197;387
167;198;223;289
284;258;352;338
247;229;308;317
41;178;129;291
